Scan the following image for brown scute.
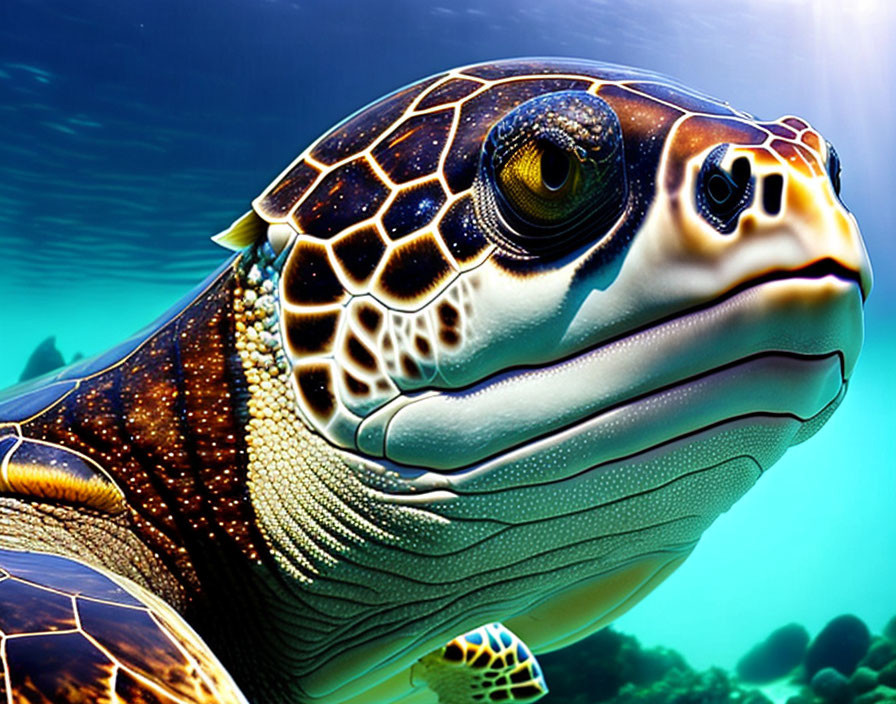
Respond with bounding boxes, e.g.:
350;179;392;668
783;116;808;131
293;157;390;238
443;642;464;662
760;122;797;139
374;232;455;303
437;194;491;267
283;238;346;305
417;77;483;110
372;109;455;184
283;310;339;356
342;371;370;396
662;112;766;193
771;139;815;178
624;81;738;116
115;668;169;704
77;597;196;702
460;58;597;80
346;333;378;372
414;336;431;357
356;303;383;334
381;179;448;240
5;631;115;703
256;159;321;219
793;142;824;176
801;130;821;152
0;579;77;634
437;302;459;327
295;364;336;421
331;226;388;288
400;354;422;380
472;651;491;669
440;328;459;346
309;74;445;165
596;83;684;147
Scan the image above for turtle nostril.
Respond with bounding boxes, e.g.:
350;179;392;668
703;168;742;216
696;145;754;233
762;174;783;215
731;156;751;186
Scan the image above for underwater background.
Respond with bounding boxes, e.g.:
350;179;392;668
0;0;893;687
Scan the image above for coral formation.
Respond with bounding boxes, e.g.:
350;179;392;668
539;627;688;704
885;619;896;644
738;624;810;683
806;616;872;679
810;668;850;703
540;627;771;704
541;613;896;704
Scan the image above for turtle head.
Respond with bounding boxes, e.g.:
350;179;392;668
238;62;870;461
223;59;871;702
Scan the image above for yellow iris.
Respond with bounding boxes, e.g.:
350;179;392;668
496;140;583;225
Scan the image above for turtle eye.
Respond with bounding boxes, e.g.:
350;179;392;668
494;138;583;223
478;91;628;256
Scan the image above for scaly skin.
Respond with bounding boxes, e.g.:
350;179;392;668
0;58;872;704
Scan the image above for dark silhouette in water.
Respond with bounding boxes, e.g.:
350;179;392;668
806;615;872;679
737;623;810;683
18;336;84;381
19;336;65;381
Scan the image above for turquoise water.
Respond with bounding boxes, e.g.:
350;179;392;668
0;0;893;674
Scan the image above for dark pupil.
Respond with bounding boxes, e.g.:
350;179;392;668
540;144;570;191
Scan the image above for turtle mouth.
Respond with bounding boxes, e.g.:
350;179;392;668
711;257;868;303
363;267;864;472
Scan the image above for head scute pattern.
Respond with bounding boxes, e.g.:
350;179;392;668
232;59;867;457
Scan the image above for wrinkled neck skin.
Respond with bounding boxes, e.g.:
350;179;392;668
0;241;847;704
202;245;845;704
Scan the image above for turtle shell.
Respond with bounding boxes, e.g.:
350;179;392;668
0;548;246;703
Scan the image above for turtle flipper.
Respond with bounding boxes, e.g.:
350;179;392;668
0;548;247;703
412;623;548;704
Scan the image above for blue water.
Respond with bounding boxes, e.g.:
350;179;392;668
0;0;893;674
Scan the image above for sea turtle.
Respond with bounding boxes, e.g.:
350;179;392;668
0;58;871;704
